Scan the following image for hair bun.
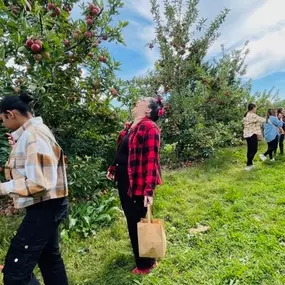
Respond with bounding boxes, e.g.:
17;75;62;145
19;92;33;104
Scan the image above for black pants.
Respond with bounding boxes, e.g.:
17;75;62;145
246;134;258;166
279;134;284;154
264;136;279;159
3;198;68;285
116;166;155;270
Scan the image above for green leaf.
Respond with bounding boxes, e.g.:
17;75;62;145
0;47;5;59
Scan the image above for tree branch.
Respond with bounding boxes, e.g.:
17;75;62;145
39;14;44;37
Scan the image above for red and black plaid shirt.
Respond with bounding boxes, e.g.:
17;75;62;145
109;118;162;197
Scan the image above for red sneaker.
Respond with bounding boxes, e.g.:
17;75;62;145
131;261;158;275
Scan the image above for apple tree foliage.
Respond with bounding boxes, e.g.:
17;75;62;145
130;0;277;161
0;0;128;164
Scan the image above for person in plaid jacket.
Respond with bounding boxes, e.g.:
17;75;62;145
107;96;163;275
0;93;68;285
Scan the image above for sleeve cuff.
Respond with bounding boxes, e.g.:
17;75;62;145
0;183;6;195
144;188;154;197
0;181;14;196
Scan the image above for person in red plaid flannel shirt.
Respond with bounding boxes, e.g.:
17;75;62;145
107;96;164;275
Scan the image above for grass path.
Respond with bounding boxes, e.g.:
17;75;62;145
1;143;285;284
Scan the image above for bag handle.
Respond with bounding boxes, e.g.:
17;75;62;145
147;205;152;223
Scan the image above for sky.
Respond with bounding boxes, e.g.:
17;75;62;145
73;0;285;97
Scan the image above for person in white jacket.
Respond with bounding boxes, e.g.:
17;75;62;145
243;103;266;171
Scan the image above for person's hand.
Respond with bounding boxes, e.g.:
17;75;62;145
6;133;15;149
106;171;115;181
144;196;153;207
0;264;3;272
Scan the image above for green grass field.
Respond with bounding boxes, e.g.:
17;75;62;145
1;143;285;285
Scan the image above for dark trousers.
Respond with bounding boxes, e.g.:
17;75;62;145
264;136;279;159
3;198;68;285
246;134;258;166
116;166;155;270
279;134;284;154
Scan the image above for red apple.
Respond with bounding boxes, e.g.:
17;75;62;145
86;15;93;20
64;39;70;47
34;39;43;48
91;7;100;16
88;52;93;57
99;56;107;63
51;11;57;17
64;5;71;12
55;7;61;16
47;3;55;10
31;43;41;53
73;32;79;40
34;54;42;61
102;35;108;41
89;3;95;10
110;88;118;96
25;39;34;48
84;31;92;38
86;18;93;25
92;42;99;48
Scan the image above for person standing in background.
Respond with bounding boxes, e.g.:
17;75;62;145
275;107;285;155
243;103;266;171
260;109;283;162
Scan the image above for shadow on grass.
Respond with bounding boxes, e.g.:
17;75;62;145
69;254;144;285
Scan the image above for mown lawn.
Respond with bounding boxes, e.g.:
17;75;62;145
1;143;285;285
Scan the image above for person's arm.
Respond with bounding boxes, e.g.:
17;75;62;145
271;116;283;128
253;113;266;123
143;126;160;201
0;135;58;197
107;126;130;180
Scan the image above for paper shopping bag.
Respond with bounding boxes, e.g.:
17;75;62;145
137;206;167;258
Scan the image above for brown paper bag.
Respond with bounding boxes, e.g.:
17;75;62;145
137;206;167;258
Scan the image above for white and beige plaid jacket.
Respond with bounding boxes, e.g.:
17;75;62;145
0;117;68;208
243;112;266;139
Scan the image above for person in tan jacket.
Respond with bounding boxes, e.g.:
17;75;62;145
243;103;266;171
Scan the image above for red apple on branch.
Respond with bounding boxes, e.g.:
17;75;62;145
91;7;100;16
99;56;107;63
89;3;96;10
86;19;93;25
110;88;118;96
47;3;55;10
25;38;34;48
55;7;61;16
34;40;43;48
31;43;41;53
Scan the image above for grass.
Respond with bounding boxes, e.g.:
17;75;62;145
1;143;285;284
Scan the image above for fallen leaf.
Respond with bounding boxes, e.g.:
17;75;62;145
189;224;210;234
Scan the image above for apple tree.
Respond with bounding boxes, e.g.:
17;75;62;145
0;0;128;161
132;0;269;161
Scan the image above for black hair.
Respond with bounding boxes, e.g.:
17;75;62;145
0;92;33;116
244;103;256;117
266;108;275;122
148;98;164;122
277;107;283;115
